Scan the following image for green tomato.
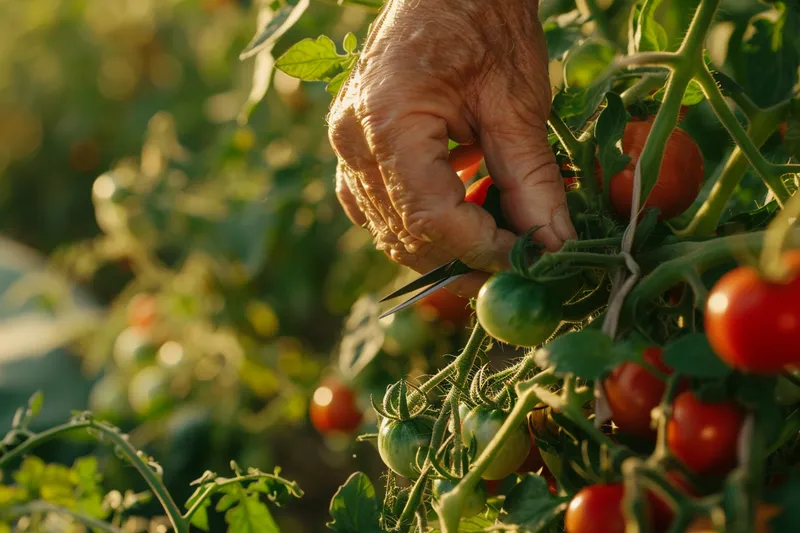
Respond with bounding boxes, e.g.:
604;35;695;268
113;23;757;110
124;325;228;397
432;479;487;518
377;417;433;479
128;366;171;418
113;328;157;371
88;375;129;422
775;373;800;405
476;272;562;347
461;405;531;480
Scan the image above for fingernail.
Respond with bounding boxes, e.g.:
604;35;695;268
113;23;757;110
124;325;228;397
551;205;578;242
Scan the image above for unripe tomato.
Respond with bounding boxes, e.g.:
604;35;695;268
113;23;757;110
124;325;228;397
461;405;531;480
476;272;562;347
449;144;484;183
378;417;433;479
113;328;157;371
565;484;628;533
666;391;743;475
128;365;171;418
705;251;800;373
309;377;363;435
596;118;704;220
604;346;672;439
432;478;487;517
416;289;473;327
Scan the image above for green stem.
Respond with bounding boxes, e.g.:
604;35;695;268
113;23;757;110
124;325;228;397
615;52;681;70
549;109;601;205
0;418;188;533
620;74;668;106
695;66;793;205
549;109;583;158
3;501;123;533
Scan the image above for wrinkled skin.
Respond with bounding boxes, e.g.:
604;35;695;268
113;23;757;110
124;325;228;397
328;0;576;296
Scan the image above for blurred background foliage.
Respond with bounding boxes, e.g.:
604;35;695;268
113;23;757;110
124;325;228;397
0;0;794;530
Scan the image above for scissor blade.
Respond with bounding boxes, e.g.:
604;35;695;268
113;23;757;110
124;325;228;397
379;261;462;303
379;274;464;319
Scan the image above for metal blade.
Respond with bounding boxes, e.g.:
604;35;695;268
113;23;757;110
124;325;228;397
379;260;466;303
378;274;464;319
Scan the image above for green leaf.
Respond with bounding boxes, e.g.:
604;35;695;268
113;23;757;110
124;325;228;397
275;36;350;82
652;80;705;106
663;333;731;378
596;92;632;196
27;391;44;419
501;474;569;532
326;69;352;97
190;500;211;532
634;0;668;52
543;20;583;62
343;33;358;54
327;472;382;533
225;493;279;533
534;330;624;380
711;71;745;96
240;0;310;60
552;76;614;130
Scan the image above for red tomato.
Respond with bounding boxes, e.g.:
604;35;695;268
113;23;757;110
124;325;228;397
485;478;502;495
309;377;363;435
647;471;695;533
595;118;704;220
705;251;800;373
416;288;473;326
667;391;743;475
604;346;672;439
465;176;493;206
127;294;157;331
449;144;484;183
565;484;628;533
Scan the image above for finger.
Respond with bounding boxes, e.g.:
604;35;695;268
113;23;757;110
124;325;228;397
335;163;367;227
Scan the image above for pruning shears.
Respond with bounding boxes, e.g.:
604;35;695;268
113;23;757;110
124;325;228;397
379;177;509;319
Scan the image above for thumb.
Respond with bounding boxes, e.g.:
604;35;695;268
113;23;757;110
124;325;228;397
479;109;576;252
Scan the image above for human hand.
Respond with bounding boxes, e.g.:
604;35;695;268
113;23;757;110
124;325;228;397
328;0;576;295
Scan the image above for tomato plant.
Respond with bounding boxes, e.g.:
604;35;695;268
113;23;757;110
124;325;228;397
377;417;434;480
309;377;363;435
666;391;744;475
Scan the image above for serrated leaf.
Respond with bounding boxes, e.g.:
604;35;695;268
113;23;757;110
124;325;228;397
190;501;211;532
225;493;279;533
327;472;382;533
663;333;731;378
343;33;358;54
327;69;352;97
534;330;624;380
652;80;705;106
275;35;351;82
596;92;632;196
240;0;310;60
635;0;668;52
552;76;614;129
501;475;568;532
543;20;582;62
216;488;239;513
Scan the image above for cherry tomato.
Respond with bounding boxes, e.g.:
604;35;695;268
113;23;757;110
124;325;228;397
127;293;157;331
113;328;157;371
309;377;363;435
595;117;704;220
416;289;473;327
604;346;672;439
685;503;781;533
461;405;531;480
449;144;484;183
667;391;743;475
565;484;627;533
432;478;487;517
378;417;433;479
476;272;563;347
465;176;494;206
705;251;800;373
